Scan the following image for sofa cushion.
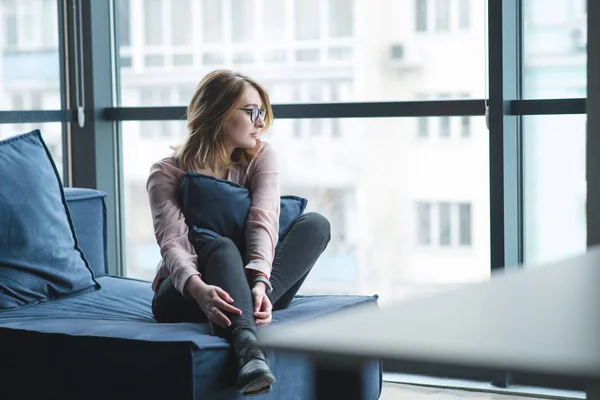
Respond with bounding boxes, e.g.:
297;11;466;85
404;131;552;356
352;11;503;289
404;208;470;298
0;130;99;310
65;188;108;277
0;276;382;400
180;172;307;258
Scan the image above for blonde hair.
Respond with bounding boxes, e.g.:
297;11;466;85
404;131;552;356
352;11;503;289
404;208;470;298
171;70;273;172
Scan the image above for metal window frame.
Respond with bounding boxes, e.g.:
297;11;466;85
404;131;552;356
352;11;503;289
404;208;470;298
587;0;600;248
58;0;123;276
102;98;585;121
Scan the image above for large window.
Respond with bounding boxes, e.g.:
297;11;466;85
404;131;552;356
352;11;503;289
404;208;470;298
0;0;61;109
0;0;63;177
115;0;490;302
523;115;587;265
120;115;490;303
117;0;485;106
523;0;587;98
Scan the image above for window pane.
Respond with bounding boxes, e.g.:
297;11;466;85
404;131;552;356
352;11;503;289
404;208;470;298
435;0;450;32
231;0;255;42
329;0;353;37
121;118;490;303
0;0;61;110
121;120;187;280
459;203;472;245
118;0;131;46
439;116;450;137
461;116;471;137
438;202;451;245
3;0;17;46
295;0;320;40
0;123;64;180
458;0;470;30
203;0;223;43
144;0;163;45
415;0;427;32
418;118;429;138
172;0;191;45
117;0;486;103
523;0;587;98
524;115;586;265
416;202;432;245
263;0;285;39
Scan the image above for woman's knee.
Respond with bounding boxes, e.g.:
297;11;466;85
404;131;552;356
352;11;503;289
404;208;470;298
298;212;331;245
202;236;243;265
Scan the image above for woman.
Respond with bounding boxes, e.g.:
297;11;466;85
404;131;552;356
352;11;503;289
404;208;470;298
146;70;331;397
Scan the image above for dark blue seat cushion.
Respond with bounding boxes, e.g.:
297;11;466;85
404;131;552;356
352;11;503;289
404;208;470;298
0;276;382;399
0;131;99;310
180;172;307;258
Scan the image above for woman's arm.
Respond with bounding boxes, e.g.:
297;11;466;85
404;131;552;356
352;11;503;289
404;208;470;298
146;159;201;295
244;143;281;281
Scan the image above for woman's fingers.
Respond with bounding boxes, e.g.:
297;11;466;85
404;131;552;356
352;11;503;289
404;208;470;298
255;316;272;327
214;287;234;303
253;310;270;319
211;308;232;328
215;298;242;315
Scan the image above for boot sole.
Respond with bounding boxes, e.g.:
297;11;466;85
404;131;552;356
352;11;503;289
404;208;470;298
238;370;276;395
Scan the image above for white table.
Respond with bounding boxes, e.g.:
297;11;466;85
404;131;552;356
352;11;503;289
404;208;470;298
260;246;600;399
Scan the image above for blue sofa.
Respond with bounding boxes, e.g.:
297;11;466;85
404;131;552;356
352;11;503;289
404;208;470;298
0;186;382;398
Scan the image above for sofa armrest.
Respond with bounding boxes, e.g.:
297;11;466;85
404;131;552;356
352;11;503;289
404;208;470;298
64;188;108;277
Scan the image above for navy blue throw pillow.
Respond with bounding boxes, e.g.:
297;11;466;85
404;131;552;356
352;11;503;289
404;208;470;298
0;131;99;311
180;172;307;258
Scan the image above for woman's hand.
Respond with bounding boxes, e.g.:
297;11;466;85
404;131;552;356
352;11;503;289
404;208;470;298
185;275;242;328
251;282;273;327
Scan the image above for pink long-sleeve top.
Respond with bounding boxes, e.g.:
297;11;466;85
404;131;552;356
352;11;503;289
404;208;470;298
146;141;280;295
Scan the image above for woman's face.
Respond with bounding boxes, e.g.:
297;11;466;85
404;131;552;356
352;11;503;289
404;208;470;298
222;85;266;153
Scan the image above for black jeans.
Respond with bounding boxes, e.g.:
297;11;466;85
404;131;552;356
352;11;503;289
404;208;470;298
152;212;331;339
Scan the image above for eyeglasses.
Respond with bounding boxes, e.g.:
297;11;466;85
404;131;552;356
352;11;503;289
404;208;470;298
238;107;267;123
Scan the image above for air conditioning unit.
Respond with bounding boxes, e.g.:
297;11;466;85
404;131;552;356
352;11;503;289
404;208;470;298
389;43;422;70
569;23;587;52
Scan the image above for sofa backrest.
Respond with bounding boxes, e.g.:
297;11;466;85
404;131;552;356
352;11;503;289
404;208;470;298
64;188;108;277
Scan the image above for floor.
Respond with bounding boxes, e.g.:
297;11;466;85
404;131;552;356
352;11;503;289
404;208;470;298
380;383;554;400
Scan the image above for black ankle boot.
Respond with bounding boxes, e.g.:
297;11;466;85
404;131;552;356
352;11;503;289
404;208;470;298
234;331;276;396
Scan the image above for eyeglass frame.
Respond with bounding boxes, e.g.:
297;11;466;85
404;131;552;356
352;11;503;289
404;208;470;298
238;107;267;123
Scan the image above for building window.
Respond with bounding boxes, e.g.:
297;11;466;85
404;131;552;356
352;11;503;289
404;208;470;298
263;0;285;39
458;0;470;30
329;0;353;37
331;119;341;137
459;203;472;246
144;0;163;46
416;202;432;245
3;0;57;50
172;0;191;45
118;0;131;46
11;94;24;110
415;0;428;32
231;0;255;43
4;1;18;47
435;0;451;32
41;0;55;47
418;118;429;138
439;202;451;246
295;0;320;40
416;202;473;247
439;116;451;138
461;116;471;137
203;0;223;43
